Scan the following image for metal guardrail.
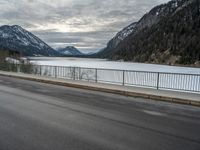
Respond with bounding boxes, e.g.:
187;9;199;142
0;63;200;93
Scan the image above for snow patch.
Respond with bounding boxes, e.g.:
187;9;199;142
5;57;20;64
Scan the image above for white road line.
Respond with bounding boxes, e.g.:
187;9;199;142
143;110;167;117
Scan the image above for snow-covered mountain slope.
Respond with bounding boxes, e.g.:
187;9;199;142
111;22;137;47
97;0;200;65
97;0;188;58
57;46;84;56
0;25;60;56
94;22;137;57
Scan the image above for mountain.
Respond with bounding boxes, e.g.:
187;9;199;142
97;22;137;57
0;25;60;56
57;46;84;56
97;0;200;66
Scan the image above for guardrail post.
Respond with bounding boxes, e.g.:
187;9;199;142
73;67;76;80
17;64;21;73
157;72;160;90
95;68;98;83
55;66;57;78
40;65;42;76
79;67;81;80
122;70;125;86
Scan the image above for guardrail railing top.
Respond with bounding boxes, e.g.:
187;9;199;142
30;64;200;76
1;63;200;93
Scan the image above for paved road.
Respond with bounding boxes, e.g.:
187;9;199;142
0;76;200;150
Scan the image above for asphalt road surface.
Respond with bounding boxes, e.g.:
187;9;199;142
0;75;200;150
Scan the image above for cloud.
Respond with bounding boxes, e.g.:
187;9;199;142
0;0;170;53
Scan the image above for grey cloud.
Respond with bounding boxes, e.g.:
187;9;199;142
33;30;114;53
0;0;170;52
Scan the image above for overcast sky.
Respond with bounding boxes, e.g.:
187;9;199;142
0;0;169;53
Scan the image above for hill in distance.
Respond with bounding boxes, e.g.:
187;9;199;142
57;46;84;56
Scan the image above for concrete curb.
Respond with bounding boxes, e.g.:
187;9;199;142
0;72;200;107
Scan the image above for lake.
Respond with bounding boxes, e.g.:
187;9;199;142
30;57;200;74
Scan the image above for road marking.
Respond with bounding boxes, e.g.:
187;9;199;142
143;110;166;117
